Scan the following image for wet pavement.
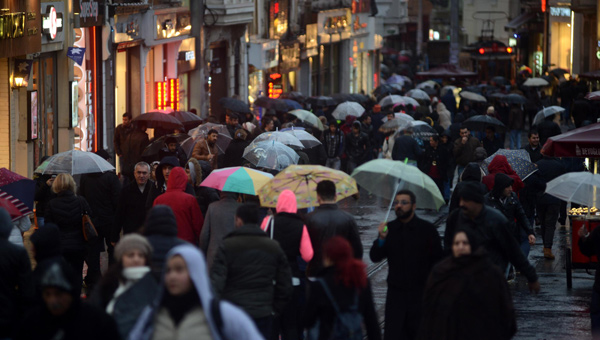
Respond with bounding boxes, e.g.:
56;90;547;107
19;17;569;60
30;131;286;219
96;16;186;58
338;189;594;340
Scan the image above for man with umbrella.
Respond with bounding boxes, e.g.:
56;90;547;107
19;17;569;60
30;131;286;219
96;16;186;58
192;129;219;170
116;116;150;182
158;136;188;167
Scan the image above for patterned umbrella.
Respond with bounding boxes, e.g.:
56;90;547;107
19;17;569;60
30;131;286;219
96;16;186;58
482;149;538;180
332;102;365;120
200;166;273;196
0;168;35;215
0;197;24;220
243;141;299;171
258;165;357;208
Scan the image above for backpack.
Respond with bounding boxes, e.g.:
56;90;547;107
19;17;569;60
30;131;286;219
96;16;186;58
317;278;363;340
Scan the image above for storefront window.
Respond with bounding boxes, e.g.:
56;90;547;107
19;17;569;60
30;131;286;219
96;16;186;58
31;55;57;166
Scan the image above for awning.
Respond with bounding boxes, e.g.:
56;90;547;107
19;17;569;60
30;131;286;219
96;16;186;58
505;12;535;31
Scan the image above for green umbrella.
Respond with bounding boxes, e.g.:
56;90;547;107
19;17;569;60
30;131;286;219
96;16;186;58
351;158;445;221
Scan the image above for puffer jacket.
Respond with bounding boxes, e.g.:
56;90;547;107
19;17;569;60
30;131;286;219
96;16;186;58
45;190;91;254
153;167;204;244
482;155;524;193
484;174;533;241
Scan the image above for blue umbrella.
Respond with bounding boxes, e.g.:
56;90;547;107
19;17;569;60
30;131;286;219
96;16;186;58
282;99;302;110
482;149;538;180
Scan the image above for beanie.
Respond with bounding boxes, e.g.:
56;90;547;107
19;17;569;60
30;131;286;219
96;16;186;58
114;234;153;262
458;181;485;204
143;205;179;237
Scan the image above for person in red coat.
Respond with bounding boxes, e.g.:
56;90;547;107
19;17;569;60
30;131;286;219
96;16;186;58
482;154;524;193
153;166;204;244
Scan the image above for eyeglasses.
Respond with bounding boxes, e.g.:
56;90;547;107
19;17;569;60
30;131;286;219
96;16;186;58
393;200;412;206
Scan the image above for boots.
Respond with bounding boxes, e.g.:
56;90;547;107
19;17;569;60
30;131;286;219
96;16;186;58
544;247;555;260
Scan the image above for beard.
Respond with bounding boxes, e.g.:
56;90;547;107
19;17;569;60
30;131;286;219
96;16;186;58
395;207;412;220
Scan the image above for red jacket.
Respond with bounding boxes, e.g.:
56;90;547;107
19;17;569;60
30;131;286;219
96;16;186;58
153;167;204;244
482;155;524;193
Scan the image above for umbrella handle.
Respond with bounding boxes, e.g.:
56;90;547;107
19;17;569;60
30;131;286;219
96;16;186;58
383;180;402;222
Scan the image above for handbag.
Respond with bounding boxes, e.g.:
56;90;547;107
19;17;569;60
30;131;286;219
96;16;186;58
79;197;98;242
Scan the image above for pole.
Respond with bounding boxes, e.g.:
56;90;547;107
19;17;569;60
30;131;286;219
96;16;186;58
449;0;459;65
383;180;402;222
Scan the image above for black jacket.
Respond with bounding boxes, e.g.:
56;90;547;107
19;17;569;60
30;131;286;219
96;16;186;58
521;144;542;163
222;139;251;168
449;163;487;213
392;135;423;162
536;120;561;146
34;175;56;218
115;180;152;238
79;171;121;238
305;204;363;276
211;224;293;318
445;206;538;283
535;157;566;206
418;144;449;181
303;267;381;340
267;212;306;278
485;192;533;240
45;191;91;254
345;131;370;162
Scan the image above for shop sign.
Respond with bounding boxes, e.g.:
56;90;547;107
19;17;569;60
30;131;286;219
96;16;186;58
305;24;318;48
0;0;42;58
550;7;570;17
41;5;63;41
268;73;283;99
114;13;142;43
317;9;351;36
280;42;300;72
353;15;367;32
74;0;105;27
155;12;191;40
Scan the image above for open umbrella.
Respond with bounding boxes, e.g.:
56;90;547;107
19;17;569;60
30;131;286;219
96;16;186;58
373;84;403;97
387;75;405;85
306;96;336;107
459;91;487;103
463;115;506;132
406;89;431;101
243;141;300;171
545;172;600;208
349;94;370;104
481;149;538;180
523;77;549;87
200;166;273;196
0;197;24;220
254;97;289;112
379;95;420;108
550;68;569;77
380;113;415;132
585;91;600;101
416;80;439;89
351;159;445;221
491;76;508;86
142;134;190;159
186;123;232;155
541;122;600;158
168;111;203;130
0;168;35;216
488;92;507;100
533;106;565;125
219;97;251;114
408;121;438;138
503;93;528;105
34;150;115;175
280;91;306;103
332;93;355;104
250;131;304;149
287;109;325;131
282;99;302;110
133;112;184;130
332;102;365;120
258;165;357;208
281;127;322;148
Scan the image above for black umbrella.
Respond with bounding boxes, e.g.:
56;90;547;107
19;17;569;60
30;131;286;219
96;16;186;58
306;96;337;107
463;115;506;132
280;91;306;103
488;92;506;100
373;84;403;97
254;96;289;112
218;97;251;114
168;111;203;130
133;112;184;130
332;93;355;104
550;68;569;77
142;134;189;158
502;93;527;105
349;93;370;104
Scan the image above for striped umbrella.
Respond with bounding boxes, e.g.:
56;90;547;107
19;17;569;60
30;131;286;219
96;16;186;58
200;166;273;195
0;168;35;215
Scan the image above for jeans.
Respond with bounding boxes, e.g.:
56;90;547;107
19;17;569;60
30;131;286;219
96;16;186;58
510;129;521;149
538;203;560;248
325;157;341;170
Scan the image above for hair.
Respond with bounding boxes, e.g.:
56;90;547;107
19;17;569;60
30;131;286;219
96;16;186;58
430;135;440;143
51;173;76;194
123;112;132;119
323;236;367;289
235;203;259;224
316;180;336;201
135;162;151;172
207;129;218;136
528;130;539;138
262;116;274;128
396;189;416;204
459;124;469;131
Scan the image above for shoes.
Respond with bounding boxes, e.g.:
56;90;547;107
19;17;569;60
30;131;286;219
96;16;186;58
543;247;555;260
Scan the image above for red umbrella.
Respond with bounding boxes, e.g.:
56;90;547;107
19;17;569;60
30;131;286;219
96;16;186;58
541;123;600;158
585;91;600;101
0;197;23;220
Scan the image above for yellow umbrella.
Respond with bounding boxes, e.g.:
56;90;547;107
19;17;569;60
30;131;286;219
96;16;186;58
258;165;358;209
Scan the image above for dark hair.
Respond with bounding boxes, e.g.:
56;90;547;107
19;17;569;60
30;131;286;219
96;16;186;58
123;112;132;119
485;125;496;133
165;136;178;145
316;180;336;201
459;124;469;131
430;135;440;142
207;129;218;136
323;237;367;289
528;130;539;138
396;189;416;204
235;203;259;224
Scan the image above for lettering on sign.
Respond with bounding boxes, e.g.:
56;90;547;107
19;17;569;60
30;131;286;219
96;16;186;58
0;12;26;40
550;7;570;17
575;145;599;157
80;1;99;21
42;6;63;40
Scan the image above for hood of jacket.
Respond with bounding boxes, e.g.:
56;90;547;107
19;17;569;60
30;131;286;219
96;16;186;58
276;190;297;214
185;158;203;187
155;156;181;187
143;205;179;236
0;207;12;239
487;155;517;176
166;166;188;192
460;162;483;182
492;173;514;197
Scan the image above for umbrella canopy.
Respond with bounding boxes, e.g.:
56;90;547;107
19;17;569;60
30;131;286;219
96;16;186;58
380;113;415;132
287;109;325;131
379;95;420;108
387;75;405;85
481;149;538;180
280;91;306;103
186;123;232;155
200;166;273;196
133;112;184;130
332;93;355;104
351;159;445;217
459;91;487;103
306;96;336;107
250;131;304;149
416;80;440;89
218;97;251;114
34;150;115;175
281;127;322;148
168;111;203;130
332;101;365;120
349;93;370;104
0;197;24;220
541;122;600;158
373;84;403;97
522;77;549;87
585;91;600;101
258;165;358;208
441;85;457;96
488;92;507;100
550;68;569;77
533;106;565;125
254;97;289;112
142;134;190;159
503;93;527;105
545;172;600;207
0;168;35;215
243;141;300;171
406;89;431;101
408;121;438;138
282;99;302;110
463;115;506;132
491;76;508;86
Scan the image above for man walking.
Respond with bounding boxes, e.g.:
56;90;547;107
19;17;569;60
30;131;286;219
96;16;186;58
369;190;443;340
200;191;241;269
115;113;150;181
522;130;542;163
192;128;219;170
115;162;153;237
322;120;344;170
536;155;566;259
345;121;370;174
453;126;481;178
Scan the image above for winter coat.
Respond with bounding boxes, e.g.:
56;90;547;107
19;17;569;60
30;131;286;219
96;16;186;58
158;145;188;167
508;106;524;130
143;205;187;280
449;163;487;213
418;145;449;181
392;135;423;162
129;245;263;340
199;192;241;269
151;307;213;340
482;155;524;193
453;135;481;166
34;175;55;218
485;189;533;241
211;224;293;318
579;227;600;293
345;131;370;162
79;171;121;240
482;136;503;157
303;267;381;340
145;156;196;211
522;143;543;163
322;129;345;159
418;250;516;340
153;167;204;245
305;204;363;277
535;157;566;206
437;102;452;129
115;180;152;237
118;127;150;178
45;190;91;254
445;206;538;283
518;171;546;218
222;139;251;168
192;138;219;171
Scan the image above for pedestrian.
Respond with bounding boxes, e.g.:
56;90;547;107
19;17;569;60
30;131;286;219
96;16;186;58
442;88;457;118
482;154;524;193
192;128;219;170
222;128;252;168
572;93;593;128
0;208;34;338
418;135;449;197
304;236;381;340
535;155;566;259
115;162;153;237
392;127;423;163
158;136;188;166
153;167;204;245
128;244;263;340
436;100;452;130
89;234;159;340
482;126;502;156
344;121;370;174
522;130;542;163
260;190;314;340
117;114;150;182
225;111;243;138
30;223;63;297
322;120;345;170
536;114;562;147
370;190;443;340
211;204;293;338
199;191;241;269
185;158;220;216
33;162;56;228
145;156;195;210
45;173;92;286
305;180;363;277
453;125;481;178
448;162;487;213
578;222;600;339
508;104;525;149
14;259;121;340
419;229;516;340
444;182;540;292
114;112;134;177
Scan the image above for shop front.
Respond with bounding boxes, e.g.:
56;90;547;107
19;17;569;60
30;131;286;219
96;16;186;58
279;41;300;93
549;6;572;72
316;8;352;96
350;12;381;95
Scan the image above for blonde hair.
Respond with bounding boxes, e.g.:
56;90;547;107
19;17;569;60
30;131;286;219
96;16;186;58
51;173;77;194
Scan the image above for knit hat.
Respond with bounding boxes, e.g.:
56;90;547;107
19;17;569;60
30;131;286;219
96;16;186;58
114;234;153;262
487;106;495;114
458;181;485;204
143;205;179;237
474;147;487;161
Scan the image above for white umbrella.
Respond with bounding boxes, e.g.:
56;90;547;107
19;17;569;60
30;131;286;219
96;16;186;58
332;101;365;120
35;150;115;175
281;127;322;148
523;77;549;87
380;113;415;131
459;91;487;103
406;89;431;101
545;172;600;208
416;80;439;89
250;131;304;149
243;141;300;171
533;106;565;125
287;109;325;130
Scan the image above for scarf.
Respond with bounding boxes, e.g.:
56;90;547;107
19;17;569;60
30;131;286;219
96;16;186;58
106;266;150;314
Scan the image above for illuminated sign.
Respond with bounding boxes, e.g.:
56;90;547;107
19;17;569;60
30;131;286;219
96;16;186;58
0;12;26;39
268;75;283;99
156;79;180;110
324;15;348;31
42;6;63;40
353;16;367;32
550;7;570;17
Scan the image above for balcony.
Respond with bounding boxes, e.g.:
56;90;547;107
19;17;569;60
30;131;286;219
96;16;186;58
204;0;255;26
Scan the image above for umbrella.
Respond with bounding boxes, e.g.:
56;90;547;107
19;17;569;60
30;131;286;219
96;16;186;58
522;77;549;87
332;93;355;104
519;65;532;73
550;68;569;77
258;165;358;208
243;141;300;171
459;91;487;103
280;91;306;103
481;149;538;180
250;131;304;149
0;197;24;220
168;111;203;130
416;80;439;89
545;172;600;208
351;159;445;221
488;92;507;100
287;109;325;130
281;127;322;148
200;166;273;196
541;123;600;158
408;121;438;138
533;106;565;125
142;134;190;159
282;99;302;110
218;97;251;114
463;115;506;132
332;102;365;120
373;84;403;97
33;150;115;175
254;97;289;112
405;89;431;101
464;86;482;94
585;91;600;101
133;112;184;130
387;75;405;85
503;93;527;105
186;123;232;155
306;96;336;107
379;95;420;108
349;94;370;104
441;85;457;96
0;168;35;215
491;76;508;86
380;113;415;132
